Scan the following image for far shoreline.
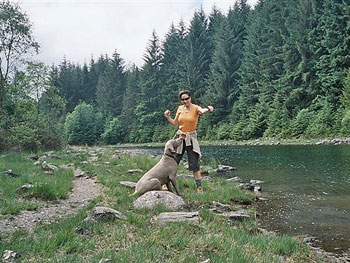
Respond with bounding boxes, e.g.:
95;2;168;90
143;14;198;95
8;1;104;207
114;137;350;148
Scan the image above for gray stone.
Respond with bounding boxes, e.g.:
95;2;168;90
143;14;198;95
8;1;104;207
3;250;20;261
177;174;193;180
250;180;265;185
98;258;112;263
226;177;243;183
4;170;19;177
74;168;85;178
216;165;236;173
239;183;255;191
133;191;186;210
212;201;231;212
254;186;262;192
84;206;126;223
152;211;200;225
16;184;34;193
202;176;213;183
218;209;250;221
41;161;58;171
120;181;137;188
127;169;143;174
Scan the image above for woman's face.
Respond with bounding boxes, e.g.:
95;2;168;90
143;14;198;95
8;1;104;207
180;94;191;106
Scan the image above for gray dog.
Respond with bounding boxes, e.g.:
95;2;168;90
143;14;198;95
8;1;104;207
131;138;183;196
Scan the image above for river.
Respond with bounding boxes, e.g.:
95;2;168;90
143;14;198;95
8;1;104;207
120;144;350;254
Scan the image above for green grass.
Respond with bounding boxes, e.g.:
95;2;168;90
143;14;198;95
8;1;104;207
0;147;326;263
0;152;76;215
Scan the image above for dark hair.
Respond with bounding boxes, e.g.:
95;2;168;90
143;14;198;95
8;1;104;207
178;90;191;100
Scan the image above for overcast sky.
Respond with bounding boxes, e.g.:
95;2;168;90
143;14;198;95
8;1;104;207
16;0;258;68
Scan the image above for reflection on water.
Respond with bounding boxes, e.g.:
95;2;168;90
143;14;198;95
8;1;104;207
119;145;350;253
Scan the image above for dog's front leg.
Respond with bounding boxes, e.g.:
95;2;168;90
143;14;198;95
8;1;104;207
170;176;181;196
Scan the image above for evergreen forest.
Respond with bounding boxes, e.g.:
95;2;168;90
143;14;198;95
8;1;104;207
1;0;350;151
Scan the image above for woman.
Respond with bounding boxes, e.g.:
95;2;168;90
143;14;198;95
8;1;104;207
164;90;214;192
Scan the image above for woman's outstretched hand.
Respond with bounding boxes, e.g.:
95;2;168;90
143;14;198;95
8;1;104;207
164;110;170;118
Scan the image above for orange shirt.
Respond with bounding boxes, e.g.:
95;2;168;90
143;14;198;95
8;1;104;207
176;104;199;132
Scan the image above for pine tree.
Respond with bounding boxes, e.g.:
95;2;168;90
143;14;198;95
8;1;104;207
96;51;126;118
184;8;212;102
205;0;250;125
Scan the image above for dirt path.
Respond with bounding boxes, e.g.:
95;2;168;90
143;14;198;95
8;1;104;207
0;177;102;234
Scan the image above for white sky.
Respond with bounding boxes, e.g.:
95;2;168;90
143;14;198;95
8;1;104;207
16;0;258;68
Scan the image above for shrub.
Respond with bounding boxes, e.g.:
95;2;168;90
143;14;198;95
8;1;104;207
102;118;125;144
64;103;98;145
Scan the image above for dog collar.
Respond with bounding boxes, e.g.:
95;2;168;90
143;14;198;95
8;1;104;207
164;153;177;159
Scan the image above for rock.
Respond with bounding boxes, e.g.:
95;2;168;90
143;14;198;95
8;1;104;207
254;186;262;192
2;250;20;261
80;161;89;164
257;227;277;236
226;177;243;183
41;161;58;171
133;191;186;210
218;209;250;221
75;227;89;235
74;168;85;178
28;154;39;161
216;165;236;173
211;201;231;213
84;206;126;223
5;170;19;177
16;184;34;193
90;156;98;162
120;181;137;188
127;169;143;174
177;174;193;180
59;163;74;169
98;258;112;263
250;180;265;185
201;176;213;183
16;183;46;194
33;161;41;166
112;154;120;160
152;211;200;225
305;236;315;243
239;183;255;191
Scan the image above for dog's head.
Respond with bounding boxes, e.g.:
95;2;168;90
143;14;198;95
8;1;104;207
164;138;183;156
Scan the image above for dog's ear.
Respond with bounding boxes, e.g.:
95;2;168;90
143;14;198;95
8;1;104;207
168;145;176;153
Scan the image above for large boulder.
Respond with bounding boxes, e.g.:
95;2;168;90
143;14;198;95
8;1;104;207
133;191;186;210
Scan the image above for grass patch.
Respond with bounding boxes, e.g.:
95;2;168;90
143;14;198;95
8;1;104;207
0;147;323;262
0;152;75;215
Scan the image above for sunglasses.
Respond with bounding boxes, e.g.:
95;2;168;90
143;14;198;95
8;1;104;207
181;97;190;101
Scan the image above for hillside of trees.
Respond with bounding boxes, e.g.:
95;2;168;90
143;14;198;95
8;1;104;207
1;0;350;151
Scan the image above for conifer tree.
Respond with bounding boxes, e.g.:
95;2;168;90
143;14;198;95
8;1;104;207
184;8;212;101
96;51;126;118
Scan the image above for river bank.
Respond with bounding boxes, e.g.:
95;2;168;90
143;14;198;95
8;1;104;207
115;137;350;148
112;143;350;262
